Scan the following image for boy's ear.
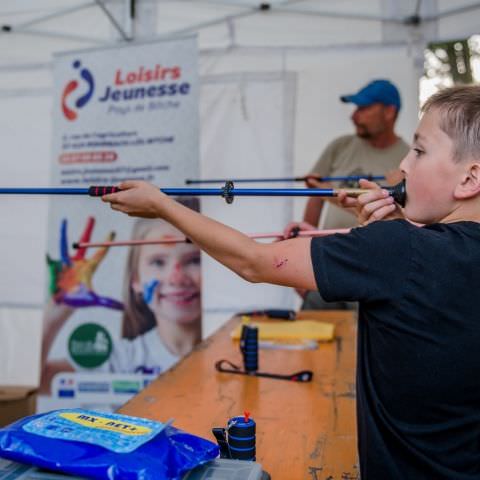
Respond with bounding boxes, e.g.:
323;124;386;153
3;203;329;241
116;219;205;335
455;162;480;199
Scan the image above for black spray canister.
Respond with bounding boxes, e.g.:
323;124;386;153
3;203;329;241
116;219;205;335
240;324;259;373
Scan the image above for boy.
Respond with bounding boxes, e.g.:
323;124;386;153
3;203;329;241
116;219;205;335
103;85;480;479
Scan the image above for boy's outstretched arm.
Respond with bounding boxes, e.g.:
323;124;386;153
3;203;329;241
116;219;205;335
102;180;317;291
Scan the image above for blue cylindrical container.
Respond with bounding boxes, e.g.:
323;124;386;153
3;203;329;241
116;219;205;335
240;325;258;372
227;415;256;461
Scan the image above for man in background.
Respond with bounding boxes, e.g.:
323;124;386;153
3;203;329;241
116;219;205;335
300;79;409;309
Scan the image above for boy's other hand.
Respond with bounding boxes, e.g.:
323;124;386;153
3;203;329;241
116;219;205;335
356;179;404;225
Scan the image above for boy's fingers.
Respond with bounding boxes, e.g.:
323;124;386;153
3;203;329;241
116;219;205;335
118;180;142;190
337;190;358;208
357;189;390;207
358;178;381;189
360;204;397;225
101;192;117;202
101;181;142;202
359;199;395;224
340;197;358;208
361;196;394;215
109;201;125;213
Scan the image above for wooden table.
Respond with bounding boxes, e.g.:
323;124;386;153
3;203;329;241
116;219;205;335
119;311;358;480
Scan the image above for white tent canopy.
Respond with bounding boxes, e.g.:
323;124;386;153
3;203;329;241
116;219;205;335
0;0;478;333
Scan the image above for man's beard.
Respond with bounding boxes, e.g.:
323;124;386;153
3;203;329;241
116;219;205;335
355;125;372;139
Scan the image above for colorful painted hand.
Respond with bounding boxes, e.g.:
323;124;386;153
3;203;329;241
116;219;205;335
46;217;123;310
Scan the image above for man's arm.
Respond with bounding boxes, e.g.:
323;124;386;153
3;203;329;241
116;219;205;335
103;181;318;291
303;196;324;226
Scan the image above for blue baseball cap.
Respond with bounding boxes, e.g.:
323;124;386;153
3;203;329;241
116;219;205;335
340;79;401;111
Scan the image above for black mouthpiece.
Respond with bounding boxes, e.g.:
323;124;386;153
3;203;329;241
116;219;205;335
386;180;406;207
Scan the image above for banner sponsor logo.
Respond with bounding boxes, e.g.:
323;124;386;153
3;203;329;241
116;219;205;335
98;64;190;104
61;60;190;121
68;323;113;368
61;60;95;121
111;380;142;394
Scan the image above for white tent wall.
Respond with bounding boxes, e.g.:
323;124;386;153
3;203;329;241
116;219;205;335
200;72;296;335
0;94;51;307
0;0;478;336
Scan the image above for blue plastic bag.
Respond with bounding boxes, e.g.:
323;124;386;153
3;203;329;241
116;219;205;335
0;409;219;479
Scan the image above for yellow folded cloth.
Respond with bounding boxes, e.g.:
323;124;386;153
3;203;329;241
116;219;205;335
231;317;335;342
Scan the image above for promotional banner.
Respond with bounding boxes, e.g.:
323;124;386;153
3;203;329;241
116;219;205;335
38;37;199;412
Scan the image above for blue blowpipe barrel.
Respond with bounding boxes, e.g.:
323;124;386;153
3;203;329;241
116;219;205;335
227;416;256;461
240;325;258;373
0;186;338;197
0;181;406;208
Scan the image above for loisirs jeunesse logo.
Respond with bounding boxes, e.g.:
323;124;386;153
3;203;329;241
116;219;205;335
61;60;191;121
61;60;95;121
97;64;190;103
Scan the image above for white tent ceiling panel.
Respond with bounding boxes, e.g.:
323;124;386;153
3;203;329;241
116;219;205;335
437;0;480;14
200;50;285;76
234;12;382;47
0;3;112;36
437;9;480;41
155;2;248;32
0;36;98;67
278;0;385;16
15;7;111;35
189;24;232;51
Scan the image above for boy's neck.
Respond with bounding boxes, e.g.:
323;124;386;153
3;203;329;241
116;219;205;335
440;201;480;224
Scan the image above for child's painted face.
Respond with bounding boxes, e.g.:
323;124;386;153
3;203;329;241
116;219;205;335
400;108;464;224
132;224;201;326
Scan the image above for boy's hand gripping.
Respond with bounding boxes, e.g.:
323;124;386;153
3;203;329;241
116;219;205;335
339;179;405;226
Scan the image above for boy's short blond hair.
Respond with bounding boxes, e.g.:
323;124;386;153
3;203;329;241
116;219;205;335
422;85;480;162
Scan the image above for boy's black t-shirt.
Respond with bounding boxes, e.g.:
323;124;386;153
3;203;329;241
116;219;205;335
311;220;480;480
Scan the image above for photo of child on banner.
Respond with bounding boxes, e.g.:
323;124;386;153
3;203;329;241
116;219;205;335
41;198;202;393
